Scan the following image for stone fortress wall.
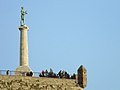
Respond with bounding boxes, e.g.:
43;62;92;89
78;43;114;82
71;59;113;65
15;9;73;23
0;75;83;90
0;65;87;90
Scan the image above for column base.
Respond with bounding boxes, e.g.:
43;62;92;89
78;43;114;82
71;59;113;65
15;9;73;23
15;66;32;76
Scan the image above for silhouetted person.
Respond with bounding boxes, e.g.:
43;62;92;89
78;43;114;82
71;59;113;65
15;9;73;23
65;71;70;79
30;71;33;77
6;70;9;75
48;68;53;77
71;73;76;79
26;72;29;76
26;71;33;77
58;70;62;78
39;73;42;77
45;69;48;77
42;70;45;77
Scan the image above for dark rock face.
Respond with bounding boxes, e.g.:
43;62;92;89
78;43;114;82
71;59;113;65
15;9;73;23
77;65;87;88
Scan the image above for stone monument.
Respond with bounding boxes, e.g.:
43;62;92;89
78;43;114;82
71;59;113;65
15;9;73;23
16;7;32;75
77;65;87;89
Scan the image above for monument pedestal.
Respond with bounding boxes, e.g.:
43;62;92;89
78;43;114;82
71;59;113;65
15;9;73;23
16;66;32;75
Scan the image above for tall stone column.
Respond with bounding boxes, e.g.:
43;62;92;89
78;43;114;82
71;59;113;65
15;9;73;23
19;25;29;66
16;25;31;74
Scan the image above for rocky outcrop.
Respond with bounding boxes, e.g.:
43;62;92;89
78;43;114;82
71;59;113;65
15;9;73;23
0;75;83;90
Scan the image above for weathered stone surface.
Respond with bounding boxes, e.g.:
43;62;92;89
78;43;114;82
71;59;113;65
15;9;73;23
16;66;32;76
77;65;87;88
19;25;29;66
0;75;83;90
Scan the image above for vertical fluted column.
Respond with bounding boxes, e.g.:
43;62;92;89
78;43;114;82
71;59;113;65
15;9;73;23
19;25;29;66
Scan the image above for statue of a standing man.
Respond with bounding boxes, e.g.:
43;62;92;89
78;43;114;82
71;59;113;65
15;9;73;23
20;7;27;26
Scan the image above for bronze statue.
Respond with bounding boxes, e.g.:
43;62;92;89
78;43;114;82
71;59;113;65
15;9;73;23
20;7;27;26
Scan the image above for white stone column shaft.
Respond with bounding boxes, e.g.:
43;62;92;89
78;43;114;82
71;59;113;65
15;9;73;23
19;25;29;66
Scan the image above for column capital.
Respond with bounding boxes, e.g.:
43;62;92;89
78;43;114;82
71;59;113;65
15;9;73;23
19;25;29;31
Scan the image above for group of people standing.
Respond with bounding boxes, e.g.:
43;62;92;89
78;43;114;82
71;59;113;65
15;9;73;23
39;69;76;79
5;69;76;79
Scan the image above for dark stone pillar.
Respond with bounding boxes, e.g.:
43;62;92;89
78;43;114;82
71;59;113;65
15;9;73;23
77;65;87;88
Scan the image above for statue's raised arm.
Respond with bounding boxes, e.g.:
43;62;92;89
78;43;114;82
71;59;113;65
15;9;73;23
20;7;27;26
